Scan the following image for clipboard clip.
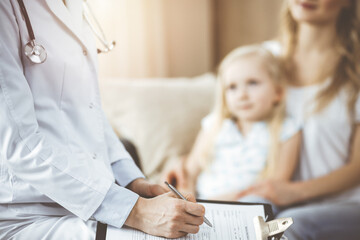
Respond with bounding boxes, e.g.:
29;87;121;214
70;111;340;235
253;216;293;240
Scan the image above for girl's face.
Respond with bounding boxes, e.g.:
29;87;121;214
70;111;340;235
288;0;350;25
223;56;281;123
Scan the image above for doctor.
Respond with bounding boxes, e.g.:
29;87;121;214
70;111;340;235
0;0;205;239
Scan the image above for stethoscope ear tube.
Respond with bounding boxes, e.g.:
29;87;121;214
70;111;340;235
83;1;116;54
17;0;35;41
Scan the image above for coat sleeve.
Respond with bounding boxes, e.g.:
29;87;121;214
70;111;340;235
100;110;145;185
0;1;134;220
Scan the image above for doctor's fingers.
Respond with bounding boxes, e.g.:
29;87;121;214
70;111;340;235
179;223;201;235
164;190;195;203
184;201;205;217
182;213;204;226
165;219;201;237
183;192;197;202
163;192;204;216
169;210;203;227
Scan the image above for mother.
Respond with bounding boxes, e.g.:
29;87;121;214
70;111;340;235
242;0;360;239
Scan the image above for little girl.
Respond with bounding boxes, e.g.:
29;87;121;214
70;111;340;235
165;45;301;200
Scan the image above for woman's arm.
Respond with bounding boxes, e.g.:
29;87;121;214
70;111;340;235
296;124;360;201
239;125;360;206
268;131;302;181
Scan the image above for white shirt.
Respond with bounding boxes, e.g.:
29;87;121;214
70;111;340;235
0;0;143;227
196;115;300;199
287;82;360;204
265;40;360;204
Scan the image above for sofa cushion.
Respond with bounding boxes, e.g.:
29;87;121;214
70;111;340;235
99;73;216;181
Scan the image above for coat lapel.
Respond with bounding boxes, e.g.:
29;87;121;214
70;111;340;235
45;0;87;49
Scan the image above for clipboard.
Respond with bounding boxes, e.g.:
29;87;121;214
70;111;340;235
197;198;274;221
100;199;275;240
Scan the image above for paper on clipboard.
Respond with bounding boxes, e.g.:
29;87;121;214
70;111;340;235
106;200;272;240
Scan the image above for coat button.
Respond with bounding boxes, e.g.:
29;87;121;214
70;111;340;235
92;153;97;159
83;49;88;56
89;102;94;109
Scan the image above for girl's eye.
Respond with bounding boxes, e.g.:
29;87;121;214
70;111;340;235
227;83;237;90
248;79;259;86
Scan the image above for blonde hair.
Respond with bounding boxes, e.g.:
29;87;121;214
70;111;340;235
280;0;360;118
198;45;286;179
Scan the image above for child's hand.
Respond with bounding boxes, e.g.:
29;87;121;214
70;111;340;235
236;180;304;206
209;191;244;201
162;157;189;189
165;167;185;188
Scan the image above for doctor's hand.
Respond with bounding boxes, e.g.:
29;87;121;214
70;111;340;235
127;178;167;198
125;192;204;239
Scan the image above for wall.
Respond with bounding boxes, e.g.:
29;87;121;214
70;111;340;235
214;0;283;64
91;0;214;79
92;0;284;79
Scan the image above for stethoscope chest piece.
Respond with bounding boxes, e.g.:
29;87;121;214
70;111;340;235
18;0;114;64
24;40;47;64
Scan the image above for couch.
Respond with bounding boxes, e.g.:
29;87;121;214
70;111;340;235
99;73;216;182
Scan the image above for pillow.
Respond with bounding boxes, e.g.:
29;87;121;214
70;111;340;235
99;73;216;181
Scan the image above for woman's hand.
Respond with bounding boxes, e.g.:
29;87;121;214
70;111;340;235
127;178;168;198
125;192;205;239
237;180;305;207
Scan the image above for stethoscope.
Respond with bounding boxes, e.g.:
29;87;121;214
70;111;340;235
17;0;115;64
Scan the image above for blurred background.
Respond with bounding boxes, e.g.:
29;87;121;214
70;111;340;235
94;0;284;180
91;0;284;80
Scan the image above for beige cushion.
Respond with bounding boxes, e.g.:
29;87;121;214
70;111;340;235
99;73;216;181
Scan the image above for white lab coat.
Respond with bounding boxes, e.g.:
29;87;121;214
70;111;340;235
0;0;139;224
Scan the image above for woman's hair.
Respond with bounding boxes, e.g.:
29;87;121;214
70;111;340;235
280;0;360;118
198;45;286;179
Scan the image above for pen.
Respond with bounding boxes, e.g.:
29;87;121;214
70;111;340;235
164;181;213;228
